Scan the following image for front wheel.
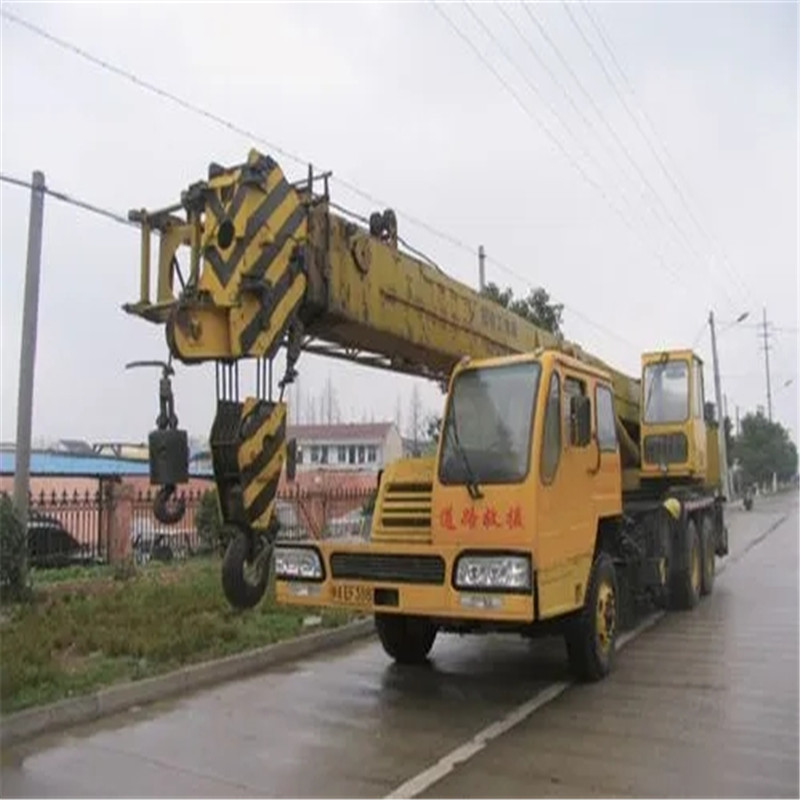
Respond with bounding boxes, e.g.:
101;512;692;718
375;613;437;664
221;529;271;610
564;552;618;682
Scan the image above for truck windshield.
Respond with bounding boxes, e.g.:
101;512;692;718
438;362;541;485
643;360;689;423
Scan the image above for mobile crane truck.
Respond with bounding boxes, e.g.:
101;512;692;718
124;149;728;681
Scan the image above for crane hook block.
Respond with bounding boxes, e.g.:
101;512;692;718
148;428;189;487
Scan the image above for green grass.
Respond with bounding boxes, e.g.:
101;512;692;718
0;557;355;714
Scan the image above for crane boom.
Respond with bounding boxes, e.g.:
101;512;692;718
125;149;640;429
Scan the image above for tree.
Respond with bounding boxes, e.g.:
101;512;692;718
480;282;564;338
0;494;31;603
732;411;798;487
408;385;423;456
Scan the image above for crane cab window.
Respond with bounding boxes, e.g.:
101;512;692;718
563;376;589;449
692;359;704;419
643;359;689;423
540;372;561;484
595;384;617;451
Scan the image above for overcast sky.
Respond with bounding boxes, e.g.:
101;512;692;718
1;1;797;448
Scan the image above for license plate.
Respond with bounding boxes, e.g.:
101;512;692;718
331;583;373;607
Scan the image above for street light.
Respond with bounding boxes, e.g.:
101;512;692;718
708;309;749;501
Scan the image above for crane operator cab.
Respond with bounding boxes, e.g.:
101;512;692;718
639;349;719;489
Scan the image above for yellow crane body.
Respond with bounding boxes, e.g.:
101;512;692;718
125;149;728;681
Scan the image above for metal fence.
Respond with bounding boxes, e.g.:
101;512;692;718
130;488;205;565
20;483;376;569
28;488;108;567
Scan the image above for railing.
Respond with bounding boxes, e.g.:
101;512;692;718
19;483;377;569
28;488;108;567
130;488;205;565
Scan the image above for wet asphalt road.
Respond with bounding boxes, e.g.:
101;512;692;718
1;493;797;798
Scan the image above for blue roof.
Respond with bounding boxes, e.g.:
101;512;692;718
0;451;213;478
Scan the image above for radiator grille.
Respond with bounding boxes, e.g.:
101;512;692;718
330;553;445;585
643;433;688;465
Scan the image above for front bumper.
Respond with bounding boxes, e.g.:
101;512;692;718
275;540;535;623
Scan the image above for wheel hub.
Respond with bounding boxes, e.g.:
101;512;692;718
596;581;616;654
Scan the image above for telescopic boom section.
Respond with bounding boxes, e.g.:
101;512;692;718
124;149;640;427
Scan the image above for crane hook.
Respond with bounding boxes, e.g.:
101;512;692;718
126;356;189;525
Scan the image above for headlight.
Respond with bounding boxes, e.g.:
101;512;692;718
454;553;531;592
274;546;324;581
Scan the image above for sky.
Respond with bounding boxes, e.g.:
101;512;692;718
1;1;797;448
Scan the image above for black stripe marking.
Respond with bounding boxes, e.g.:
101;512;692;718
213;179;292;287
206;192;225;224
245;204;306;282
247;473;281;527
241;415;287;487
238;258;303;355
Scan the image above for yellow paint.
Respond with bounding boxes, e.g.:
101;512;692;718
536;554;594;619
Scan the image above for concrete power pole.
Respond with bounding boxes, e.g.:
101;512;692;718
13;171;46;526
760;307;773;421
478;245;486;292
708;310;730;498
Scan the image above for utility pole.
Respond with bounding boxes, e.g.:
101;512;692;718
760;307;773;421
478;245;486;292
708;310;730;498
735;404;740;437
13;171;46;527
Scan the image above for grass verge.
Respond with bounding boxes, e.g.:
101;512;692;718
0;557;355;714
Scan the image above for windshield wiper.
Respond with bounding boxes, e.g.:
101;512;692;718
447;406;483;500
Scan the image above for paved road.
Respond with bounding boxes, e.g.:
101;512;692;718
1;493;797;798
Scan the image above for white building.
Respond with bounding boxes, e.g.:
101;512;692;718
289;422;402;472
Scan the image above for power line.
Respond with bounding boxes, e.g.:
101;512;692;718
560;1;738;311
580;1;755;305
0;173;135;228
516;4;702;279
1;7;643;357
432;2;693;294
473;4;694;274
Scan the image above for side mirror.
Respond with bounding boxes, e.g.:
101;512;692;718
704;401;716;426
570;394;592;447
286;438;297;482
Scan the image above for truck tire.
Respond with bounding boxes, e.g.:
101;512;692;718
700;515;715;597
669;517;701;610
564;552;618;682
375;613;437;664
221;530;270;610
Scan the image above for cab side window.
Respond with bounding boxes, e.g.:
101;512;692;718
540;372;561;484
595;384;618;452
563;376;589;449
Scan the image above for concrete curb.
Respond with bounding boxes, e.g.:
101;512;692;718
0;617;375;749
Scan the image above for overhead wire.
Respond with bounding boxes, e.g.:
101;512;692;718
432;1;694;294
559;0;738;310
0;6;649;357
579;0;756;304
0;173;136;228
468;3;694;275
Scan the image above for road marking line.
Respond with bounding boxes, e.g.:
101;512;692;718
384;611;663;799
385;511;791;799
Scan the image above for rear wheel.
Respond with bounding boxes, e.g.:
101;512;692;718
564;552;618;682
669;517;701;610
700;515;715;597
375;613;437;664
